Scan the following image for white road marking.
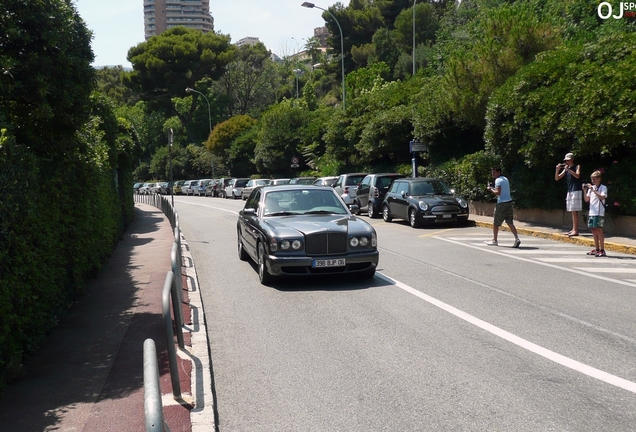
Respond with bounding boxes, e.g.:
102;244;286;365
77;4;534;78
536;258;626;263
474;248;589;254
454;237;575;244
376;272;636;394
573;267;636;273
471;243;578;248
175;199;240;215
437;236;636;288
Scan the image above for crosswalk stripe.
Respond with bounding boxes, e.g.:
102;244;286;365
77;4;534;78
573;268;636;273
535;258;628;263
474;247;585;254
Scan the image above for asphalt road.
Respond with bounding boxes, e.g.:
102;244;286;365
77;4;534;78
174;195;636;432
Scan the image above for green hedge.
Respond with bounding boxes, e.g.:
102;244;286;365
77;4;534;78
0;129;133;391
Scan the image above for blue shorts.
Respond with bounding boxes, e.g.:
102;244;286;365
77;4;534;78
588;216;604;228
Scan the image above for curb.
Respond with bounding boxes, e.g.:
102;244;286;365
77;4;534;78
474;221;636;256
180;233;216;431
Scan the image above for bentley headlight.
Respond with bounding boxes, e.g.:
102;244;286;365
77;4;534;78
292;240;302;250
418;201;429;211
359;237;369;247
456;197;468;208
350;237;359;247
280;240;291;250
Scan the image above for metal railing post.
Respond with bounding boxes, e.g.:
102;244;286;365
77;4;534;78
170;243;185;350
162;271;182;399
143;339;171;432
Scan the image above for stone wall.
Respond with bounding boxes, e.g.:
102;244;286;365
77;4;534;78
469;201;636;237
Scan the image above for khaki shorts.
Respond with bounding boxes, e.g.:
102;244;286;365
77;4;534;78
493;201;514;226
566;191;583;212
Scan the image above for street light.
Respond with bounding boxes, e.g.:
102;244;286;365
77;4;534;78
185;87;212;133
293;68;302;99
301;2;346;110
413;0;417;76
168;128;174;207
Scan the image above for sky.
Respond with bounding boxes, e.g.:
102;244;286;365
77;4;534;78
73;0;349;68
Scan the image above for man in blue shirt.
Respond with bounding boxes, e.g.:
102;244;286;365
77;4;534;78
485;167;520;248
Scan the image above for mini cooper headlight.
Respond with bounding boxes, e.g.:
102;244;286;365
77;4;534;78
456;197;468;208
350;237;359;247
418;201;429;211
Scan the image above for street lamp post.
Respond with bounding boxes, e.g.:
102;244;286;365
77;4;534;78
293;68;302;99
301;2;345;110
413;0;417;76
185;87;212;133
168;128;174;207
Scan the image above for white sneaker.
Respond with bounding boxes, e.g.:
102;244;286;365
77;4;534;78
484;240;498;246
513;238;521;248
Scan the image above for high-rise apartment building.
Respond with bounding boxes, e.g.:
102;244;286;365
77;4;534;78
144;0;214;39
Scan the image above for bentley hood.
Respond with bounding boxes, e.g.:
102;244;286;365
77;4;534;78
263;215;373;236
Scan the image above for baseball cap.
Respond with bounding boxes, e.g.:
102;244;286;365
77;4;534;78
563;153;573;161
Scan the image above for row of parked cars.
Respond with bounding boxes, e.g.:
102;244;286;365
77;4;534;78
240;172;471;228
134;182;172;195
136;172;470;228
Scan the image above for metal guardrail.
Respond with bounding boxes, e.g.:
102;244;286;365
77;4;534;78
143;339;172;432
162;271;182;399
135;193;186;430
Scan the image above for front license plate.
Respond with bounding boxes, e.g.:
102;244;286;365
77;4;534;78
313;258;346;268
442;214;452;218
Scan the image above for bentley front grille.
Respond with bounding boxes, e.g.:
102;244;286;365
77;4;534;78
305;233;347;255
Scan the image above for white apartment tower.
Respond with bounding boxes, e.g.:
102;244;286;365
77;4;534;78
144;0;214;39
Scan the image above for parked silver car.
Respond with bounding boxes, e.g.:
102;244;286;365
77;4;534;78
225;178;250;199
333;173;368;205
242;179;271;200
313;176;338;187
181;180;197;196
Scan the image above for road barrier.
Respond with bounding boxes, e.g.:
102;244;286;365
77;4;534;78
134;193;187;429
143;338;171;432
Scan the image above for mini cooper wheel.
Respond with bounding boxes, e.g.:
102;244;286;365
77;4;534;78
409;208;420;228
383;205;392;222
257;242;273;285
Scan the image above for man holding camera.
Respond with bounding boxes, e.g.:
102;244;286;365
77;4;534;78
555;152;582;236
484;167;521;248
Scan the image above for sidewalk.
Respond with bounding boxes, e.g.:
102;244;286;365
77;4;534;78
0;206;634;432
0;203;203;432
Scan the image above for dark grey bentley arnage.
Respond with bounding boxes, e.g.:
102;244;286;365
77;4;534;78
237;185;379;285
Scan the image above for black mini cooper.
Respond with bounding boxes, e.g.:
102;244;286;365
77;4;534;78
382;178;469;228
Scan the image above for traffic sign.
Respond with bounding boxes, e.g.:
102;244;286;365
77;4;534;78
291;156;299;164
410;141;428;153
